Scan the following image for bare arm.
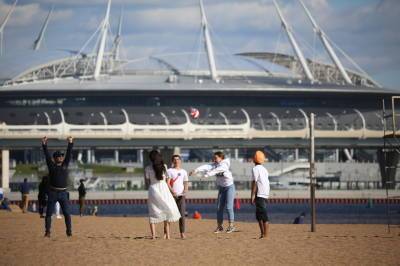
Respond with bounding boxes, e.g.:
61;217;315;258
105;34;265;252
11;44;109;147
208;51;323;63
166;178;176;197
251;181;257;205
183;181;188;196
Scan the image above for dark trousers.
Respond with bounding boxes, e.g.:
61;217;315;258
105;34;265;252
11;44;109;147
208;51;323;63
255;197;269;222
38;197;47;216
79;197;85;216
175;196;186;233
45;190;71;234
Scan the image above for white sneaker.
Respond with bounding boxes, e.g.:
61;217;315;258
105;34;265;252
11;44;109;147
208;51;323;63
226;226;236;234
56;215;62;219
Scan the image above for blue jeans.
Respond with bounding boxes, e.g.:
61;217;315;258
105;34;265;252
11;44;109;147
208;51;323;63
217;184;235;224
45;190;71;234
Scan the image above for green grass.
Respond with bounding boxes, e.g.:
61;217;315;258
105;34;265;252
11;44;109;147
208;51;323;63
133;168;144;174
14;164;39;175
14;163;144;176
81;164;125;174
80;164;143;174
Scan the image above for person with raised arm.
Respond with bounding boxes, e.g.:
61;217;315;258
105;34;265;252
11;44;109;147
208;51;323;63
190;151;236;234
42;136;74;238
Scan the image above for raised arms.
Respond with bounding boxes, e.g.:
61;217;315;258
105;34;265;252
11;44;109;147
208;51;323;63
41;136;52;168
63;136;74;167
41;136;74;168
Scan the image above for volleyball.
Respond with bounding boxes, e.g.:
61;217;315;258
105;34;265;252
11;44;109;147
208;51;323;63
190;107;200;119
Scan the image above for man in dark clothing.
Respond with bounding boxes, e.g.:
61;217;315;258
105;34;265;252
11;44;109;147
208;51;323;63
42;136;74;237
78;179;86;217
38;176;48;218
19;178;30;213
293;212;306;224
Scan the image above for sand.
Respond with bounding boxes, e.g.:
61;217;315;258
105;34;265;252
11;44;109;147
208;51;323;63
0;211;399;266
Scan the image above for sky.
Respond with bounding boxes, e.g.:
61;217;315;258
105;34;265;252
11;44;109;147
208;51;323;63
0;0;399;89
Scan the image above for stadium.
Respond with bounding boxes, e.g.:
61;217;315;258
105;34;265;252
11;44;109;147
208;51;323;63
0;0;399;191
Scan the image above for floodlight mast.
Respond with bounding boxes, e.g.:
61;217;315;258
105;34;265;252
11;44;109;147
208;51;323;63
112;7;123;60
299;0;353;85
94;0;112;80
273;0;314;81
33;6;54;51
199;0;218;82
0;0;18;56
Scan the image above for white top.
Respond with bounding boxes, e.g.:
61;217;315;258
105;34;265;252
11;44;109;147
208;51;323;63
145;165;181;224
194;158;234;187
167;168;188;196
251;164;270;199
145;165;167;185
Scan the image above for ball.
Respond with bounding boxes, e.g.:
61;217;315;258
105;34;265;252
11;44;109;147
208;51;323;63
190;107;200;119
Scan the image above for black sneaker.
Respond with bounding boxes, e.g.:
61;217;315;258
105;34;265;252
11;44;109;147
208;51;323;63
66;231;72;237
213;226;224;234
44;232;51;238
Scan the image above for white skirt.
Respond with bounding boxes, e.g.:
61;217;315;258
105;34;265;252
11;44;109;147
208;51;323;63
148;180;181;224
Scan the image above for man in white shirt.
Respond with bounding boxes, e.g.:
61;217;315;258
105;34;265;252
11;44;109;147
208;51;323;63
251;150;270;239
167;154;189;239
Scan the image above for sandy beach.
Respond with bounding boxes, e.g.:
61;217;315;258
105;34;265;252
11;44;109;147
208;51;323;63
0;211;399;266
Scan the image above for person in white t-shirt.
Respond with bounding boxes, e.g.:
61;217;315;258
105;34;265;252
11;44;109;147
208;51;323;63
167;154;189;239
250;150;270;239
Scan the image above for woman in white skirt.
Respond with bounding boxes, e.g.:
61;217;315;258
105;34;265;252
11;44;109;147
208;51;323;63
145;150;181;239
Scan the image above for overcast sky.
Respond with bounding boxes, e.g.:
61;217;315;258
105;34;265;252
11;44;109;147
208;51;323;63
0;0;399;89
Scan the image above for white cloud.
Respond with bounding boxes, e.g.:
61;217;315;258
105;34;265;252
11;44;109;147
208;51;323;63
0;1;73;28
122;1;281;34
206;1;277;32
125;6;199;32
52;9;73;21
0;1;41;27
29;0;256;7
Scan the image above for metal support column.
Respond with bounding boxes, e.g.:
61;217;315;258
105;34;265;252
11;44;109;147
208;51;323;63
309;113;316;232
1;150;10;191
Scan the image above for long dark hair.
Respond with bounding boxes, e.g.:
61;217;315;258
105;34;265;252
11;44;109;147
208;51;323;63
149;150;165;180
